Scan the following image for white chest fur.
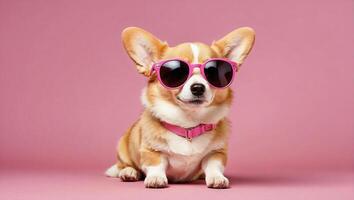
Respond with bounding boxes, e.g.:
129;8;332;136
166;130;213;156
162;131;223;181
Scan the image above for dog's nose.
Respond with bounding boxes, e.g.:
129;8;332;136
190;83;205;96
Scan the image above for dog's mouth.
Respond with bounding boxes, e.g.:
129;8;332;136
177;96;206;105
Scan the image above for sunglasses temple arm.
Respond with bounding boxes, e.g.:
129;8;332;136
233;62;239;72
149;65;156;76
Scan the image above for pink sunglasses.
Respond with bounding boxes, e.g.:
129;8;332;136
150;58;238;89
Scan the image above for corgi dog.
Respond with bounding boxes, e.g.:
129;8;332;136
105;27;255;188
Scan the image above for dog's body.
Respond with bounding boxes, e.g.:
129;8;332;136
106;27;255;188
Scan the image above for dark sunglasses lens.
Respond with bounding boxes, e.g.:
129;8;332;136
204;60;233;87
160;60;189;88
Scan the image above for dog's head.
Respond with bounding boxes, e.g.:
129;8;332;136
122;27;255;125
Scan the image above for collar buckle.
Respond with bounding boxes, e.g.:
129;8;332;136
186;128;194;140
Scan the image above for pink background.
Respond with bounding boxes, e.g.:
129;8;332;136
0;0;353;199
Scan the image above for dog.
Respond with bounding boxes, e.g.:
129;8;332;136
105;27;255;188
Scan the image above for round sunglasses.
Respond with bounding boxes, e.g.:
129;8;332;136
150;58;238;89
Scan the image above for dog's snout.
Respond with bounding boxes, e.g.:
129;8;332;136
190;83;205;96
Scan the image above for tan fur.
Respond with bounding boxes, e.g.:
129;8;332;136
109;27;255;188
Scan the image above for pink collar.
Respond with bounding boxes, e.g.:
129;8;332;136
161;121;216;140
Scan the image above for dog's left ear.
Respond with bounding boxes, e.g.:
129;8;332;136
211;27;255;66
122;27;168;76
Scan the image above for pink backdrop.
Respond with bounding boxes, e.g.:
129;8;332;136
0;0;353;177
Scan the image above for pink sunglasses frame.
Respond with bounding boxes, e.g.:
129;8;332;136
150;58;238;89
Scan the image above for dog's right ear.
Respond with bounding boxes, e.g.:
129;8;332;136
122;27;168;76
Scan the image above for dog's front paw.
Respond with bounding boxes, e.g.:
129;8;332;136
144;175;168;188
206;174;229;189
119;167;140;182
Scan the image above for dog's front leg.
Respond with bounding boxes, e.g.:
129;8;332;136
202;151;229;189
141;148;168;188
